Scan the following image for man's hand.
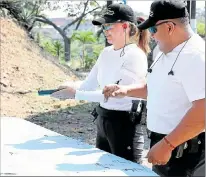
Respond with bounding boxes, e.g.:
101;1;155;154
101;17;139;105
147;139;173;166
51;87;76;100
103;84;128;101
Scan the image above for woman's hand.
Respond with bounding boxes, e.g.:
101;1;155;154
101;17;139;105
103;84;128;101
51;86;76;100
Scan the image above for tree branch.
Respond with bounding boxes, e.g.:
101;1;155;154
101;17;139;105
63;6;100;32
75;0;89;30
35;15;65;37
29;1;38;18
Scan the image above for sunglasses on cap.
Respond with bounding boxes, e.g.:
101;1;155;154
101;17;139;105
148;21;176;34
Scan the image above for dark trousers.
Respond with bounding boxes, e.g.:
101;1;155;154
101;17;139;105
192;152;205;176
150;131;205;177
95;106;144;163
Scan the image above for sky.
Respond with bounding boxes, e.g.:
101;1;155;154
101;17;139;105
44;1;205;18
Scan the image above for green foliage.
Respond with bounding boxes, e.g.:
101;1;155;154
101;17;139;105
41;38;56;56
35;32;42;44
52;40;63;57
35;30;104;70
72;31;97;44
38;36;63;59
92;44;104;60
71;30;98;69
70;40;81;60
84;44;104;69
197;22;205;37
0;0;47;31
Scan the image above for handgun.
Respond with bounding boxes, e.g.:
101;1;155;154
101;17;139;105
176;142;188;158
38;89;61;96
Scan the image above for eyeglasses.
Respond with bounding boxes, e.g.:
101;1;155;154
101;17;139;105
148;21;176;34
101;20;125;31
101;23;115;31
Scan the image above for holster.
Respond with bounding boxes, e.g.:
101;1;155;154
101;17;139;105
91;105;99;122
129;100;146;125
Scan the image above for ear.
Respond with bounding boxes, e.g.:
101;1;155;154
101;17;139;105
167;22;175;34
122;23;127;29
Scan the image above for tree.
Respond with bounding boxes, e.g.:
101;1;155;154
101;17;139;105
53;40;63;59
35;32;42;44
0;0;47;32
197;22;205;38
1;0;104;62
72;31;97;69
196;7;205;23
34;0;101;62
105;1;112;46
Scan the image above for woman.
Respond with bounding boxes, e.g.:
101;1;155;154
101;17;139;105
52;3;150;163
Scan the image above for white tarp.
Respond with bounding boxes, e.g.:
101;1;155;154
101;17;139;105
1;117;157;176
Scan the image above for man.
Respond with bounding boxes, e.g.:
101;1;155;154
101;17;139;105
51;3;150;163
103;0;205;176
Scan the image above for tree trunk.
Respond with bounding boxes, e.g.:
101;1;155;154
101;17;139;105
82;43;85;69
191;1;196;33
64;37;71;62
105;1;112;47
57;48;60;59
187;0;191;23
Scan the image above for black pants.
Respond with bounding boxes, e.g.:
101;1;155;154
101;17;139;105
95;106;143;162
150;131;205;177
192;152;205;176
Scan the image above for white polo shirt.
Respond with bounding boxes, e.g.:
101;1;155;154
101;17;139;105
147;33;205;134
75;44;148;111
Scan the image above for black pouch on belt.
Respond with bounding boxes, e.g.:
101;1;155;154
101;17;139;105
129;100;145;125
175;134;204;158
188;136;202;154
91;105;99;122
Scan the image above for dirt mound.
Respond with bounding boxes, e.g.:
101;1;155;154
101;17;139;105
0;17;80;118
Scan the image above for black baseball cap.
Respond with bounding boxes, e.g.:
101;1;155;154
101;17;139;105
92;3;135;26
138;0;189;30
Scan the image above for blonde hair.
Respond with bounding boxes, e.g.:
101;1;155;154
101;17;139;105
129;21;151;55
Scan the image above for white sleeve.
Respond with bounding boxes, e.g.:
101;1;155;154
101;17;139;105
118;51;148;86
77;63;99;91
180;52;205;102
74;51;104;99
75;90;145;103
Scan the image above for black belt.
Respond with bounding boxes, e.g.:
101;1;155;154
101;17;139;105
150;131;205;158
96;106;129;118
91;100;146;124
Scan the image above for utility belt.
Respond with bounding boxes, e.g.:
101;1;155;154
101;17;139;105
91;100;146;125
149;131;205;158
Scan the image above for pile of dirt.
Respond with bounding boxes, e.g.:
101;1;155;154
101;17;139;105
0;17;80;118
0;17;98;146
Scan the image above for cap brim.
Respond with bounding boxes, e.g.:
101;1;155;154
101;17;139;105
92;16;118;26
137;18;157;30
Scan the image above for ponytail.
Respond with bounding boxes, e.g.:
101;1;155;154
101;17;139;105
136;17;151;55
129;17;151;55
137;28;151;55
